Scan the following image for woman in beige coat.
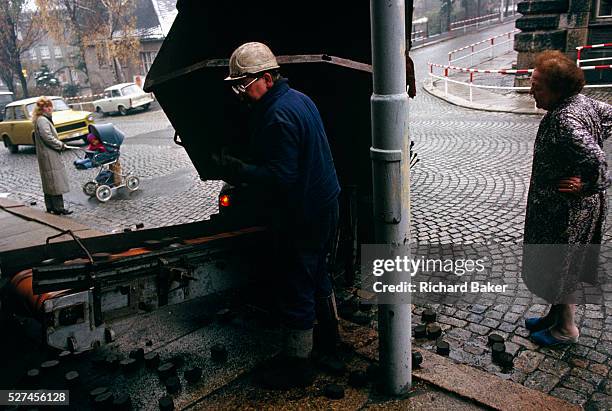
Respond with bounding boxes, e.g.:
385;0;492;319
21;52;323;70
32;97;73;215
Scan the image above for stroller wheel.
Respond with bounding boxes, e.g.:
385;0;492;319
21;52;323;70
126;176;140;192
83;181;97;197
96;185;112;202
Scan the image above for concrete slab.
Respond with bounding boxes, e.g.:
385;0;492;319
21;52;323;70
0;198;25;208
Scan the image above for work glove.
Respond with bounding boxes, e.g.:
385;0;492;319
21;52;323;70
211;152;247;178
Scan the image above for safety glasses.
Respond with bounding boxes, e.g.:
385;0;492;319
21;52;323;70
231;76;260;95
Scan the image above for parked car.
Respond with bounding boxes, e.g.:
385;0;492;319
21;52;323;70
0;91;15;121
0;96;94;153
92;83;155;116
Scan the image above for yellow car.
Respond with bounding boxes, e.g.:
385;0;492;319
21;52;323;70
0;96;94;153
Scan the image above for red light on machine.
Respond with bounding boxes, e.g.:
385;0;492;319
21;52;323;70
219;194;231;207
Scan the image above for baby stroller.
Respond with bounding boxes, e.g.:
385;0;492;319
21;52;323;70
73;123;140;202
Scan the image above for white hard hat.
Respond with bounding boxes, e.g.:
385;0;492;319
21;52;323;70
225;42;280;81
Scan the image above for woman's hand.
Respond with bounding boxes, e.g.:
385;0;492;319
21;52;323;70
558;176;582;194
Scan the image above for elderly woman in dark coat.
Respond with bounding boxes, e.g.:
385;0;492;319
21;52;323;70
523;51;611;346
32;97;73;215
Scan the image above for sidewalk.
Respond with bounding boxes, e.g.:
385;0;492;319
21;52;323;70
424;50;612;114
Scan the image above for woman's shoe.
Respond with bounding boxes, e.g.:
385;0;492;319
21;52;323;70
525;316;555;332
530;328;579;347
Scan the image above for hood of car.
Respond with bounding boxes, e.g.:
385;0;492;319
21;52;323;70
52;110;92;124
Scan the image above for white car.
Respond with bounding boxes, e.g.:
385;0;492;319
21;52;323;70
93;83;154;116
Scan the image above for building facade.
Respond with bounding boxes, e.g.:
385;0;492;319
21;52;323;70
514;0;612;83
84;0;177;92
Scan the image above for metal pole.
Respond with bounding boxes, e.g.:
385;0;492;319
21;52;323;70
370;0;412;396
499;0;505;21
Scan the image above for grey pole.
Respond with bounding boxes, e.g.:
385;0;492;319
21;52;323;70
370;0;412;395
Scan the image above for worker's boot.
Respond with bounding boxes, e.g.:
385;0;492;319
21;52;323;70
256;328;315;390
313;293;346;375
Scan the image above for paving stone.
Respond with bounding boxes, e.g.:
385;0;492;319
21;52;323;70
503;312;521;323
550;387;588;406
595;341;612;356
605;381;612;396
582;328;603;338
514;350;545;373
467;313;484;323
511;335;538;351
587;349;608;363
498;322;517;333
561;376;596;395
569;357;589;369
538;357;570;378
523;370;559;393
467;323;490;336
588;363;609;377
578;336;598;348
485;310;504;320
514;326;530;338
480;318;500;328
437;315;467;328
570;367;605;387
585;393;612;411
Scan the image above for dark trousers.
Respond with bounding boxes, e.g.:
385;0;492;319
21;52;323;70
44;194;65;212
275;200;339;330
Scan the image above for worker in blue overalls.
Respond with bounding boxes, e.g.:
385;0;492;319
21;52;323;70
213;42;341;389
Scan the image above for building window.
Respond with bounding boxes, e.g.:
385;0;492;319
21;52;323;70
54;46;63;58
140;51;156;74
40;46;50;60
29;49;37;60
599;0;612;17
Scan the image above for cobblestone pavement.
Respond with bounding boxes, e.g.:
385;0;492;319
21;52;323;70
0;107;222;232
0;21;610;408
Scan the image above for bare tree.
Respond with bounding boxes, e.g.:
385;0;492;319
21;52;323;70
36;0;139;84
0;1;44;97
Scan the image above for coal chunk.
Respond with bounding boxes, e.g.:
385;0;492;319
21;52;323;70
436;340;450;356
348;370;368;388
157;362;176;380
491;342;506;360
113;393;132;411
120;358;138;373
93;392;114;409
184;367;202;384
412;351;423;368
414;324;427;339
426;324;442;340
159;395;174;411
496;352;514;368
145;352;161;369
211;344;228;363
89;387;109;401
165;376;181;394
488;333;504;345
421;309;437;323
64;371;80;385
40;360;60;371
323;384;345;399
129;348;145;362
